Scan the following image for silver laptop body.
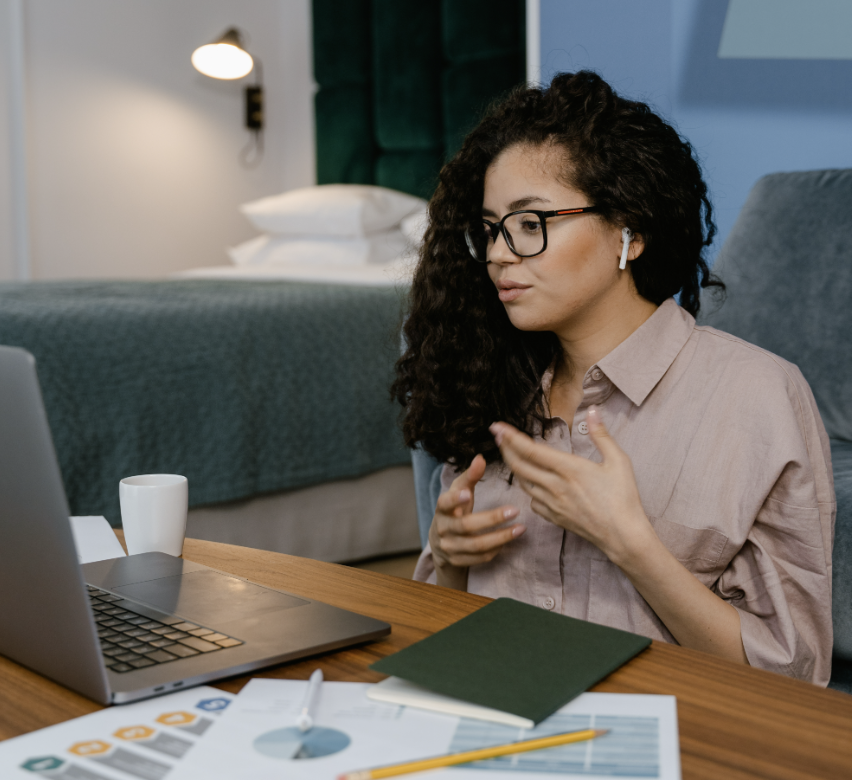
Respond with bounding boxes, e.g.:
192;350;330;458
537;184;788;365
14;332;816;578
0;346;390;704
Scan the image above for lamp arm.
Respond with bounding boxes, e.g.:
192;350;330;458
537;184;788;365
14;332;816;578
251;55;263;87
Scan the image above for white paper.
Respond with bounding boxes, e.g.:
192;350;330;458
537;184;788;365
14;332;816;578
0;686;235;779
70;515;127;564
171;679;681;780
368;676;536;729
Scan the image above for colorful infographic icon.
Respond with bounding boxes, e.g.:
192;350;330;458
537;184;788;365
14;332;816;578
197;697;231;712
69;739;111;756
156;711;196;726
114;725;155;741
21;756;64;772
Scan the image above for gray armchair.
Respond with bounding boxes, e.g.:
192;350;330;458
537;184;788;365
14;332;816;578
700;168;852;693
412;168;852;692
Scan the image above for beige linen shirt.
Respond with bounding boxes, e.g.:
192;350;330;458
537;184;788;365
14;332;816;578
414;299;836;685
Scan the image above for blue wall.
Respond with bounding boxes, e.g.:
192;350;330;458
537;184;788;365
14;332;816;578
539;0;852;262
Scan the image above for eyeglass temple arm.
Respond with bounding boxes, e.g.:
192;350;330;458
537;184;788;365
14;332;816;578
544;207;598;217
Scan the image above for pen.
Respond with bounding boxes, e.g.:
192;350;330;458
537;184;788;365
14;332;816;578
338;727;608;780
296;669;323;732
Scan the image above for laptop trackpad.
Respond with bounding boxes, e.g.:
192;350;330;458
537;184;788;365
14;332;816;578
113;570;309;627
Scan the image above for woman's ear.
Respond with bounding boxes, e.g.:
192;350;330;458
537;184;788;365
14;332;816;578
619;229;645;268
628;231;645;261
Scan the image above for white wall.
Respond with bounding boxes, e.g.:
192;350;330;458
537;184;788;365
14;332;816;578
0;0;23;279
0;0;315;280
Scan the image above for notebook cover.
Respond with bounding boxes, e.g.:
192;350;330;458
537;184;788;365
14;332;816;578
370;598;652;724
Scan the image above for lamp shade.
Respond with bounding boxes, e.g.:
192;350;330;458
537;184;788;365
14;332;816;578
191;28;254;80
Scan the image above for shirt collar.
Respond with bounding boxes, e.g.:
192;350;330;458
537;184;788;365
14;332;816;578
596;298;695;407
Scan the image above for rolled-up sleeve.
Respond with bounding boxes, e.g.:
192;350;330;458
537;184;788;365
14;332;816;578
413;541;438;584
715;363;835;685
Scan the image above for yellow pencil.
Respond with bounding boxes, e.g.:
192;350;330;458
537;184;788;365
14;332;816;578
337;727;608;780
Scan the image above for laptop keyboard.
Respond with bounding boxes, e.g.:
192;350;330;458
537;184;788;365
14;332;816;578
86;585;243;674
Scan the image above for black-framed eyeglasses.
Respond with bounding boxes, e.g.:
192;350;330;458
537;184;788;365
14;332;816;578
465;207;599;263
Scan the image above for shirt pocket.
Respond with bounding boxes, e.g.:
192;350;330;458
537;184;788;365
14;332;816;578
631;458;680;520
651;517;728;581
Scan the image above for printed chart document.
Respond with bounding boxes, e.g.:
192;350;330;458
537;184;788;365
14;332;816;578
0;686;234;779
170;679;681;780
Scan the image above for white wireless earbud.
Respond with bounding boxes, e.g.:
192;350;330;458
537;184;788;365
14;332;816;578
619;228;634;270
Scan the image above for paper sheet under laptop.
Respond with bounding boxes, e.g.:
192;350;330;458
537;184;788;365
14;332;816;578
69;515;127;564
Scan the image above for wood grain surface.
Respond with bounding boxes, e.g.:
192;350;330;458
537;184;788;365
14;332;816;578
2;536;851;780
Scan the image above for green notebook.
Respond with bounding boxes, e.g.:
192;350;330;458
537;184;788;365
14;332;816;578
370;598;652;725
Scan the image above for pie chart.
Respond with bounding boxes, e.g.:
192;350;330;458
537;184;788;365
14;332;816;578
253;726;351;760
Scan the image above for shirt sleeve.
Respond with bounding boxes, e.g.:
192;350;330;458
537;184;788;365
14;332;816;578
412;542;438;584
714;362;835;685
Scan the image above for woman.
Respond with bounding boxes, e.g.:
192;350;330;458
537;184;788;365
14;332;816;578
392;72;834;684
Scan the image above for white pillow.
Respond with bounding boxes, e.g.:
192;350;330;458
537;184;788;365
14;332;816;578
240;185;427;238
228;230;409;267
400;207;429;247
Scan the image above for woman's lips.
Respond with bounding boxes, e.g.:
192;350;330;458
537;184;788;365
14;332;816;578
498;286;530;302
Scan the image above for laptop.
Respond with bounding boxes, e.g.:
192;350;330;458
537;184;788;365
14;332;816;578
0;345;390;704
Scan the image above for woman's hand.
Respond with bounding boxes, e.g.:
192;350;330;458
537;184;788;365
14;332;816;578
491;409;748;663
428;454;525;590
489;407;652;565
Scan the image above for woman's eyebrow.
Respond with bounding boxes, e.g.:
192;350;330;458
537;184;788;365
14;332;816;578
482;196;551;217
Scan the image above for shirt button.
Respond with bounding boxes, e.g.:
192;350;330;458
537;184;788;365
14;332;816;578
542;596;555;610
591;369;603;381
577;421;589;435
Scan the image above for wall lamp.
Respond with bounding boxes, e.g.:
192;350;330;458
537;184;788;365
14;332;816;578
192;28;264;166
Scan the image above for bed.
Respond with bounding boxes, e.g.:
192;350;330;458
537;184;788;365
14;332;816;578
0;276;420;562
0;0;527;563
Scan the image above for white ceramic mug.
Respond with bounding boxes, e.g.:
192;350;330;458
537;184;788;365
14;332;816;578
120;474;188;557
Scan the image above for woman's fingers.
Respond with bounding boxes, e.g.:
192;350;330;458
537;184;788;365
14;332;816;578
435;487;471;515
432;454;525;568
490;423;558;471
438;515;525;563
442;504;519;536
487;408;648;559
444;525;526;567
586;406;623;463
490;422;569;490
466;453;487;482
449;453;487;492
432;503;524;566
441;454;488;516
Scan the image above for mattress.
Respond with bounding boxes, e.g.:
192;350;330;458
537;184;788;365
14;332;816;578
186;465;421;563
177;258;415;287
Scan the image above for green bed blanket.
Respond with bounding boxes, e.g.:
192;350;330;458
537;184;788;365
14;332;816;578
0;280;410;526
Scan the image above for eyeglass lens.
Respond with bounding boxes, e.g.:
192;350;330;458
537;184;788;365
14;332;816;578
468;212;545;262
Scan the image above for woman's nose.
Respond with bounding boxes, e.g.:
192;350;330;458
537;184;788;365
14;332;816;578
488;230;519;265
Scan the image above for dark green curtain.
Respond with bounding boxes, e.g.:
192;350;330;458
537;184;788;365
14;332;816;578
313;0;526;200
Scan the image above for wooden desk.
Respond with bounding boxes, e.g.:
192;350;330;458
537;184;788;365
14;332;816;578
2;538;851;779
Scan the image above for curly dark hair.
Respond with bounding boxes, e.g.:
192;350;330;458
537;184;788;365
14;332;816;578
392;70;723;469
